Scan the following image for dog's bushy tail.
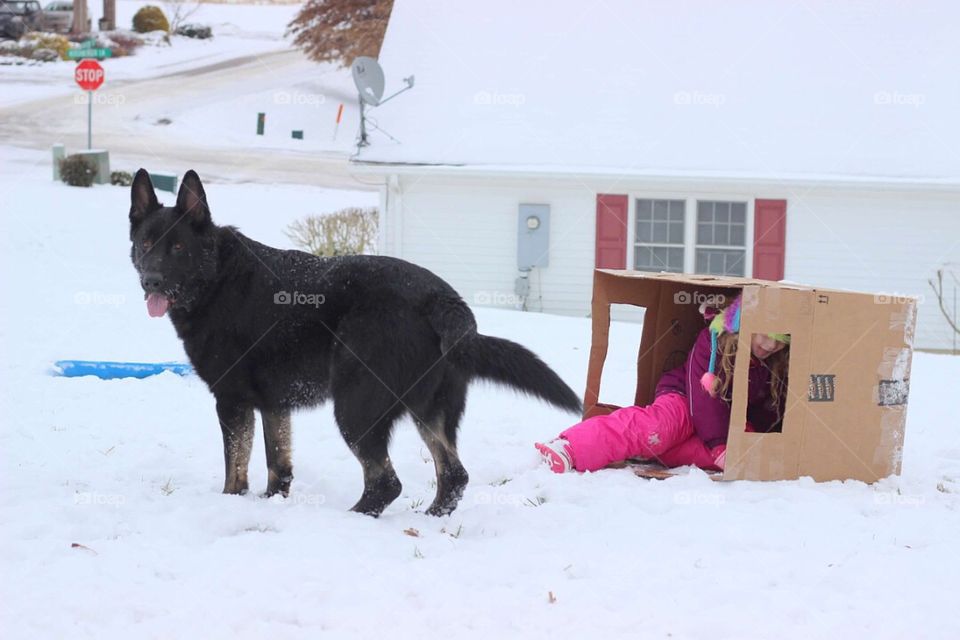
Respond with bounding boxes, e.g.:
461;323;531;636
424;293;581;414
453;334;583;414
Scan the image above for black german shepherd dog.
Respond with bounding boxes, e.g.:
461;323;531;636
128;169;581;517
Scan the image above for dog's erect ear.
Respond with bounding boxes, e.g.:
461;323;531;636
176;170;210;226
130;168;160;225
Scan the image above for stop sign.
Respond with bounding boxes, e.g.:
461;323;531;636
75;59;105;91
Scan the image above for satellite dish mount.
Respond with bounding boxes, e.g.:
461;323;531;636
351;56;414;147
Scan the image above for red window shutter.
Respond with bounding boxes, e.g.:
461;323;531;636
753;199;787;280
595;194;628;269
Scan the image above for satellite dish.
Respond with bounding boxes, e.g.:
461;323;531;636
352;56;385;106
350;57;415;147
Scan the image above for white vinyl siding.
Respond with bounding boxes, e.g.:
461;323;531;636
379;170;959;351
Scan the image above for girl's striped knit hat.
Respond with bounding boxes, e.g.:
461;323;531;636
699;294;790;395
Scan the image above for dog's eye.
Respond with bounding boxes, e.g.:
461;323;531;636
172;242;184;253
141;240;153;251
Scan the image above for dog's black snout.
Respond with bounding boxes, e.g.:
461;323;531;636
141;272;165;292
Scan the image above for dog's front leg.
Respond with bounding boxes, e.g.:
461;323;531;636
216;400;254;495
261;409;293;497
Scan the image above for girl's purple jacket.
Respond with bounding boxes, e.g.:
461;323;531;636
655;326;784;448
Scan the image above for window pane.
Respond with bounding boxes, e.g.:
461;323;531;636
715;202;730;224
696;249;745;276
637;199;651;221
731;203;746;224
652;221;668;243
697;223;713;245
669;221;684;244
652;247;668;269
697;201;713;223
637;219;652;243
653;200;668;222
635;246;653;270
730;223;745;246
714;223;730;245
668;200;685;222
725;250;745;275
667;248;684;272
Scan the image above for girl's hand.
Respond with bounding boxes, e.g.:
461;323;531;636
711;445;727;471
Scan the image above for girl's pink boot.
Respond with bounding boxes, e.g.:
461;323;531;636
535;439;575;473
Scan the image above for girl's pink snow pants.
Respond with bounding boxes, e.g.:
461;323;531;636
560;392;718;472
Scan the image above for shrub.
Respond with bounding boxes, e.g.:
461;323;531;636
105;31;145;57
175;23;212;39
133;6;170;34
24;32;71;60
286;207;379;257
31;48;59;62
110;170;134;186
59;156;96;187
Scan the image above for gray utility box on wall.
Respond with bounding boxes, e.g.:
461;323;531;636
517;203;550;270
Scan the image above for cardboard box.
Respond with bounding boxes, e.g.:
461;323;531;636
584;270;918;483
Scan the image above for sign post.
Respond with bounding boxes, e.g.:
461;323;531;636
74;59;105;149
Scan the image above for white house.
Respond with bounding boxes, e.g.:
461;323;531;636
354;0;960;352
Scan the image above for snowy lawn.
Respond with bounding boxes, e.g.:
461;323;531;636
1;148;958;639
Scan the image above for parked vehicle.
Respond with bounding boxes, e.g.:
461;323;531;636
1;1;44;32
0;4;27;39
42;0;71;33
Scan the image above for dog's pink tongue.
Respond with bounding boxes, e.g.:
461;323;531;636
146;293;170;318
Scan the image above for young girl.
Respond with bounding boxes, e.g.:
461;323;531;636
536;294;790;473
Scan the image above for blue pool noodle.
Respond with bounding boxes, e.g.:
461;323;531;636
52;360;194;380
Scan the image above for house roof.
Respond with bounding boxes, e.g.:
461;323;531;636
356;0;959;184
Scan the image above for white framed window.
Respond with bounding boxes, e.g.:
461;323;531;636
634;198;685;273
695;201;747;276
629;195;753;276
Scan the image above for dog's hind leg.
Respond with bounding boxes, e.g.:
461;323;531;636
416;375;469;517
262;409;293;498
331;362;405;518
216;399;254;495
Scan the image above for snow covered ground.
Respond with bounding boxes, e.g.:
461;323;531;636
1;145;958;638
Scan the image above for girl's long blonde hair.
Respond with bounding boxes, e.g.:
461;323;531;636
713;333;789;411
708;294;789;417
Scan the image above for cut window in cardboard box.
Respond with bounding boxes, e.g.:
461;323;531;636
584;270;918;483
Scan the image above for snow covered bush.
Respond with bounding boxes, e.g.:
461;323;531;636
175;23;212;39
21;32;71;60
133;6;170;34
99;31;145;57
110;170;134;186
285;207;379;257
59;155;96;187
